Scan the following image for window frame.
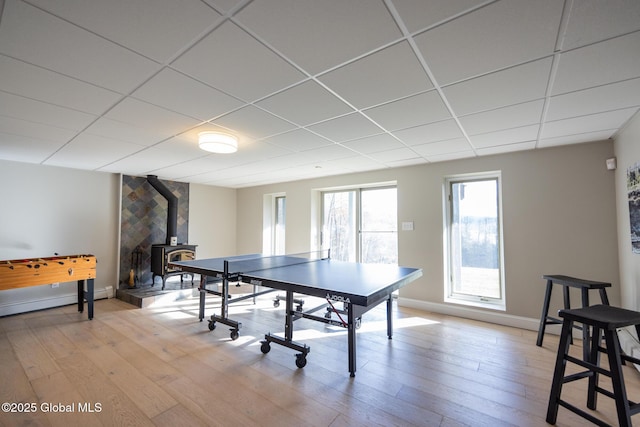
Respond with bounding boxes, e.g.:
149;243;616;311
443;171;506;310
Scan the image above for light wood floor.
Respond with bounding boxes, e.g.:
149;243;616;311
1;291;639;427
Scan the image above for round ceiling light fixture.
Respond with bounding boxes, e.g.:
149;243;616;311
198;131;238;154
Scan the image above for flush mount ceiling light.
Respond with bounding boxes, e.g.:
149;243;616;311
198;131;238;154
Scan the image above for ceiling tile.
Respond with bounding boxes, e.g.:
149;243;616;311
561;0;640;50
97;147;190;175
256;81;353;126
414;0;563;85
368;147;421;162
173;21;305;102
318;41;433;109
104;98;201;139
460;100;544;135
341;134;406;154
0;131;63;163
0;56;120;115
476;141;537;156
235;0;402;74
424;150;475;163
27;0;222;62
394;119;464;146
364;90;451;131
0;116;77;144
307;113;383;143
412;137;474;156
259;129;332;152
0;92;97;131
211;105;296;140
541;108;638;139
538;131;614;148
392;0;491;34
553;32;640;95
84;118;168;147
44;134;145;170
0;0;159;93
443;58;552;116
132;68;244;121
546;78;640;122
469;124;540;149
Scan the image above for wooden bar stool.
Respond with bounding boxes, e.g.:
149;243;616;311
537;275;611;360
546;305;640;427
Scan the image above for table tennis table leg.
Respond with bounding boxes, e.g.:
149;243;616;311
198;275;206;322
208;265;241;340
386;295;393;339
347;302;357;377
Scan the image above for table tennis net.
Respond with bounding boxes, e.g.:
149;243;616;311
225;250;329;275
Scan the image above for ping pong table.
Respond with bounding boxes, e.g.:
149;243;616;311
169;252;422;377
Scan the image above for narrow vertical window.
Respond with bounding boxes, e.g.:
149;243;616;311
445;173;505;309
274;196;286;255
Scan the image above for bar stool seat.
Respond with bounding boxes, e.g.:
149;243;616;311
546;305;640;427
537;275;611;359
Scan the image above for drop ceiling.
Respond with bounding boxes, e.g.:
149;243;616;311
0;0;639;188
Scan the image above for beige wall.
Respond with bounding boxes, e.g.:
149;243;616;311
0;160;120;316
237;140;619;324
0;138;622;327
188;183;237;259
614;111;640;311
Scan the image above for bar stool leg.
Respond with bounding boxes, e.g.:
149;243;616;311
580;289;591;361
546;318;574;424
586;325;601;410
563;286;574;345
537;279;554;346
604;329;633;427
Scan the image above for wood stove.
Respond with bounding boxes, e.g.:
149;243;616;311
151;244;196;289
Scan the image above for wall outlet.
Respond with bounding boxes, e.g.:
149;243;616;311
51;283;59;288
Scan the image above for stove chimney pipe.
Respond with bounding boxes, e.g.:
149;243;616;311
146;175;178;246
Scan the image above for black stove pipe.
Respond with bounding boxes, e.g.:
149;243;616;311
147;175;178;246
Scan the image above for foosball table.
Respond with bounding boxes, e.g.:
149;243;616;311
0;254;97;319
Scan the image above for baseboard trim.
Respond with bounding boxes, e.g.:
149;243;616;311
0;287;111;317
398;297;542;332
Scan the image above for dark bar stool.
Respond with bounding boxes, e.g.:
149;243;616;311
546;305;640;427
537;275;611;359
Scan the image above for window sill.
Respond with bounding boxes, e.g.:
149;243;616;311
444;296;506;311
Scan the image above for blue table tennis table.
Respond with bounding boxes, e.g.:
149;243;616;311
169;252;422;377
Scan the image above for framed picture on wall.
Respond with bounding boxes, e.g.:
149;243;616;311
628;162;640;254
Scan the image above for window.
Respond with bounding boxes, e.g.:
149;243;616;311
274;196;286;255
322;186;397;264
444;172;505;309
263;193;286;255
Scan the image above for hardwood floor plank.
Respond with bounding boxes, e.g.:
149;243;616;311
56;351;155;427
1;296;639;426
5;328;61;381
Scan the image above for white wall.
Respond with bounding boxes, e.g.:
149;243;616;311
0;160;120;316
237;141;619;327
614;111;640;310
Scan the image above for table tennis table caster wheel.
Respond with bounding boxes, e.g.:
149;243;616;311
324;311;332;319
260;341;271;354
355;317;362;329
273;299;280;308
230;329;239;340
208;320;216;331
295;354;307;368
